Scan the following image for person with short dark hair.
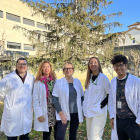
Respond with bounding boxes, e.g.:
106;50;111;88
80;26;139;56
0;57;34;140
108;54;140;140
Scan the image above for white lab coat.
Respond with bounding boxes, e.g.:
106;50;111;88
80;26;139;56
108;73;140;140
83;72;110;118
52;77;84;122
0;71;34;136
33;81;49;132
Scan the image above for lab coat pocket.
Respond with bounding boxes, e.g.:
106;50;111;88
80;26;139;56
5;107;13;121
89;102;102;116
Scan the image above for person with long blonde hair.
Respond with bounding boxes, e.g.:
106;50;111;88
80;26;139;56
33;61;57;140
83;57;110;140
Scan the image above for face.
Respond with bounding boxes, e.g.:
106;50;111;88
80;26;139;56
16;60;28;74
113;62;127;76
63;64;74;77
89;58;99;72
42;63;51;76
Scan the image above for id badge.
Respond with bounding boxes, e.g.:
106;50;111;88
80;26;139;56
117;101;122;109
50;97;52;104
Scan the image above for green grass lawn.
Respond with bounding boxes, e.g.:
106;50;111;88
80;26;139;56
0;104;111;140
0;79;111;140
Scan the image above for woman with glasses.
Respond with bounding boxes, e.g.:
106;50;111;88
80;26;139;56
83;57;110;140
52;62;84;140
33;61;57;140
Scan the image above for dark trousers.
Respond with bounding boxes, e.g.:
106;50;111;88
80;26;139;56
7;133;29;140
43;124;57;140
117;117;140;140
56;113;79;140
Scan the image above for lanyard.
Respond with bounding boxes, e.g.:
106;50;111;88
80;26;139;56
92;78;97;85
47;81;53;93
117;73;129;100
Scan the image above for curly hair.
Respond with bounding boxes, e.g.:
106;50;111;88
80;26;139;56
35;61;57;82
111;55;128;65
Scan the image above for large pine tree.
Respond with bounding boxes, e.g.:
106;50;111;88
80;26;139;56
14;0;123;72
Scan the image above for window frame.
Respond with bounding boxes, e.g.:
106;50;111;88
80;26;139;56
6;12;20;22
23;18;35;26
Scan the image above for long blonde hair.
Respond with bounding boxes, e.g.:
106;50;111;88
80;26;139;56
85;57;103;89
35;61;57;82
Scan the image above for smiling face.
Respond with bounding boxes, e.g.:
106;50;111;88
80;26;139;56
113;62;127;76
89;58;99;73
63;64;74;77
42;63;51;76
16;60;28;74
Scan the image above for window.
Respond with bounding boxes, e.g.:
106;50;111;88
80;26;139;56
24;44;35;51
7;42;21;49
37;22;46;29
48;24;52;31
6;13;20;22
133;38;135;43
23;18;35;26
0;10;3;18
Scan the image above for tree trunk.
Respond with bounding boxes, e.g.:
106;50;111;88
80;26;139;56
135;64;137;76
75;0;77;13
136;64;138;77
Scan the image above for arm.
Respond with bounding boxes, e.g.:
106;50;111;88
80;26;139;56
100;76;110;108
0;78;8;102
33;82;43;119
52;96;62;113
136;85;140;126
100;94;109;108
108;86;114;119
79;80;84;104
108;84;115;129
52;81;67;124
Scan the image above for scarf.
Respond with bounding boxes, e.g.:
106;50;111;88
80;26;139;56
40;74;53;104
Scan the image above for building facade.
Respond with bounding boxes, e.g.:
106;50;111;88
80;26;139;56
0;0;52;78
116;22;140;75
0;0;140;79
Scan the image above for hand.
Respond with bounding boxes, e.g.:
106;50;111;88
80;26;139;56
59;111;67;125
139;124;140;127
110;118;114;130
38;116;45;122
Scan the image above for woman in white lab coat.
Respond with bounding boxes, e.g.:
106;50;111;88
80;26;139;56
33;61;57;140
52;61;84;140
83;57;110;140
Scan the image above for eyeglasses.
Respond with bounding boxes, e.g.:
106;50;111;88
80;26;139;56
17;63;27;66
113;64;125;68
64;68;73;71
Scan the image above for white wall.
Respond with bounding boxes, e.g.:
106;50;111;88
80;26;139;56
119;29;140;46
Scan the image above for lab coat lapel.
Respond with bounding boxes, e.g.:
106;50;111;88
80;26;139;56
125;74;130;95
14;71;23;84
24;72;30;84
63;77;69;98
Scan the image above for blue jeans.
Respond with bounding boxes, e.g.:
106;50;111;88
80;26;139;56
56;113;79;140
43;125;57;140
